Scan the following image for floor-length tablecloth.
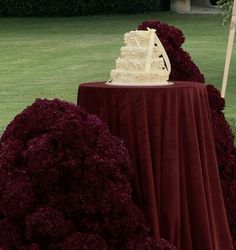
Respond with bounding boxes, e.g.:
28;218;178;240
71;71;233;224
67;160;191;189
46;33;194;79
77;81;233;250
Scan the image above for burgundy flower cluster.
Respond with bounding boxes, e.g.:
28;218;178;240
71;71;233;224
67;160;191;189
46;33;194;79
0;99;175;250
138;20;205;83
138;20;236;248
206;85;236;248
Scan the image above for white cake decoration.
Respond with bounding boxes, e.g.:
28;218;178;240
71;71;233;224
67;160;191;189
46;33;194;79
107;28;172;86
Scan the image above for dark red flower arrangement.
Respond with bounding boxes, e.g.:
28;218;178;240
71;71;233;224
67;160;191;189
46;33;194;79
207;85;236;248
0;99;175;250
138;20;236;248
138;20;205;83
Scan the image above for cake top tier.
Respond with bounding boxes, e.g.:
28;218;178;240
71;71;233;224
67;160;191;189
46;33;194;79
124;29;159;48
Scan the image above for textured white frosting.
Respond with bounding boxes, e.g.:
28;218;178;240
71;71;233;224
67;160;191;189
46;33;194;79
109;28;171;85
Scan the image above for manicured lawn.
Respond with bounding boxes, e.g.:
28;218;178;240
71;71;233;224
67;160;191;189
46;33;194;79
0;12;235;134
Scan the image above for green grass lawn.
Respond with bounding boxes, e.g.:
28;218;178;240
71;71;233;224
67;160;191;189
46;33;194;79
0;12;235;134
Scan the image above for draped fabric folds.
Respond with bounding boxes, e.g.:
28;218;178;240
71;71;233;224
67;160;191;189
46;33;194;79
78;81;233;250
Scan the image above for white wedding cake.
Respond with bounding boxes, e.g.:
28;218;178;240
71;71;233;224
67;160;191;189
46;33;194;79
108;28;172;86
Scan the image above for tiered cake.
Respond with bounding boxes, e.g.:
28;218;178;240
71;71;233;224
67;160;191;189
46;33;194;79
108;28;171;85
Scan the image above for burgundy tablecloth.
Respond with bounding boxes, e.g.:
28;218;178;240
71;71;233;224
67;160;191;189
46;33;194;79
77;81;233;250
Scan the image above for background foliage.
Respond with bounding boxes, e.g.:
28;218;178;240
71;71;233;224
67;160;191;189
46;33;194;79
217;0;234;23
0;0;162;16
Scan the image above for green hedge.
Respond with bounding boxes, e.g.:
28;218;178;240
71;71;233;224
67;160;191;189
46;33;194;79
0;0;162;16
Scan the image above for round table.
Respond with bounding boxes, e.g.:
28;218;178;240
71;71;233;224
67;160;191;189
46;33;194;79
77;81;233;250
